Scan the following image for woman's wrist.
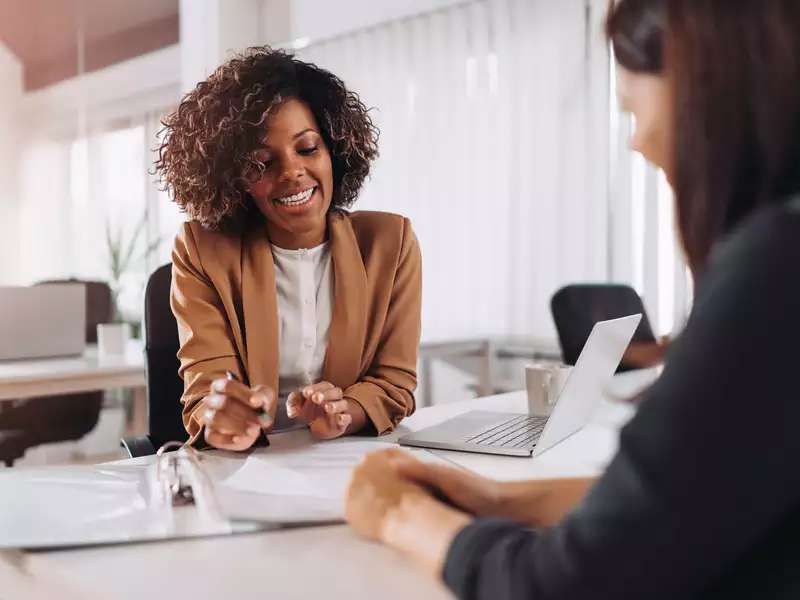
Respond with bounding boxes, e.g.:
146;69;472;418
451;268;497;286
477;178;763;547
381;493;472;576
343;398;368;435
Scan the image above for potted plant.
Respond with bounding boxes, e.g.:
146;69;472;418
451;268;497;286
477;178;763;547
97;215;161;357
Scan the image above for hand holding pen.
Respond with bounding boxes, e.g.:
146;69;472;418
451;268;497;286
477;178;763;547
200;371;276;451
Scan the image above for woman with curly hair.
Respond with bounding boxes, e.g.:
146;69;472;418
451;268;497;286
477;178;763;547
155;47;421;451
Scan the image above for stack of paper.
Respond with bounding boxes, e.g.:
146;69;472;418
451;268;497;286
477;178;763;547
209;432;445;523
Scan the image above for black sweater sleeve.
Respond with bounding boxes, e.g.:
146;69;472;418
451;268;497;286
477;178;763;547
443;200;800;600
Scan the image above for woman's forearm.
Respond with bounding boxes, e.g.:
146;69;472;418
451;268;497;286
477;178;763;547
496;477;595;527
382;493;472;575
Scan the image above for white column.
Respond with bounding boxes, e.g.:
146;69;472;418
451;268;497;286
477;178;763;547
0;43;23;284
260;0;293;46
180;0;288;95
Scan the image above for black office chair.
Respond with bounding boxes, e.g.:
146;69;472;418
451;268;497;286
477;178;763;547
0;280;111;466
121;264;188;457
550;284;657;372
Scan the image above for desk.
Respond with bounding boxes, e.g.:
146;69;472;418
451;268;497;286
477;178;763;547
0;342;147;435
11;370;658;600
418;336;563;406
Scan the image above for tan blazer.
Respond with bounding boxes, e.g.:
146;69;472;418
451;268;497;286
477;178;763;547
171;209;422;444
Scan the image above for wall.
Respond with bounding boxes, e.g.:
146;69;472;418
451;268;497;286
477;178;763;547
180;0;263;93
14;46;180;287
0;42;23;284
20;44;180;138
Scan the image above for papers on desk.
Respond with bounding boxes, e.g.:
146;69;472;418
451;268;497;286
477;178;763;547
212;433;444;523
0;433;444;550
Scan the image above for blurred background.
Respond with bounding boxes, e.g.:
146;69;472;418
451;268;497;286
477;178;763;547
0;0;688;465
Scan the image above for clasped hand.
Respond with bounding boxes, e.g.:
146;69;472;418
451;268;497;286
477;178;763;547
202;378;364;450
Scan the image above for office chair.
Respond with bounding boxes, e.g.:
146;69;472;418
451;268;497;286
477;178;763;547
120;264;188;457
550;284;657;372
0;280;111;466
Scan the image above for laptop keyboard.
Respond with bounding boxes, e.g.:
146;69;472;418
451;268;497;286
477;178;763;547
464;414;548;449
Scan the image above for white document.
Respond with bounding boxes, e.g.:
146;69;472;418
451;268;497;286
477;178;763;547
212;432;448;523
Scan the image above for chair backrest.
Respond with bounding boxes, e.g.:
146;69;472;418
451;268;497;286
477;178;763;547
144;264;188;447
36;279;112;343
550;284;656;368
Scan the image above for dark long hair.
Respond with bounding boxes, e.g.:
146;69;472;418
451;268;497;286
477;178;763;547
668;0;800;275
606;0;665;74
607;0;800;276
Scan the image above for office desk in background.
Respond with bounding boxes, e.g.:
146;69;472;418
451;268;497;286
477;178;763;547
0;341;147;435
7;370;658;600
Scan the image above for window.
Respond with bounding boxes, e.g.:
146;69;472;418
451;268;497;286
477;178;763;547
18;110;179;323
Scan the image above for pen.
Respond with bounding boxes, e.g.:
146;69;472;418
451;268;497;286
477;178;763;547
225;370;273;427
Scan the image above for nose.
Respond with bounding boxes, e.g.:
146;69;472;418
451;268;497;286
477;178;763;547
278;154;305;182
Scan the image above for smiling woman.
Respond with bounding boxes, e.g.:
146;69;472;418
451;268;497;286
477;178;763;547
155;47;421;452
247;98;335;249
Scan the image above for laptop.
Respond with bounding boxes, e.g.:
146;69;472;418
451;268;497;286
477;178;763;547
399;314;642;457
0;285;87;361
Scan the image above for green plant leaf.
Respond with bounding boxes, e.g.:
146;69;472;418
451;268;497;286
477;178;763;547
120;215;147;274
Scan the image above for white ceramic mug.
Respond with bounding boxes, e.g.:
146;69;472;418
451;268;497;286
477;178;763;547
525;364;572;416
97;323;130;358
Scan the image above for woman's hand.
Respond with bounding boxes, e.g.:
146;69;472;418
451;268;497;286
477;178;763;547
346;449;471;574
286;381;367;439
393;454;506;516
622;336;671;369
374;450;596;528
201;377;276;451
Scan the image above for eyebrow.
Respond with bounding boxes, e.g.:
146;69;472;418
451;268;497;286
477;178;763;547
293;128;317;140
259;128;319;150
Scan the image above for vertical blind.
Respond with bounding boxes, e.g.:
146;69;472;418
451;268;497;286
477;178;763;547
298;0;612;342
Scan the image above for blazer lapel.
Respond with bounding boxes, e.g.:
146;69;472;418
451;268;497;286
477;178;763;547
323;212;368;389
241;220;280;394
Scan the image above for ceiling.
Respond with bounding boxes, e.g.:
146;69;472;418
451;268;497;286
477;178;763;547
0;0;179;91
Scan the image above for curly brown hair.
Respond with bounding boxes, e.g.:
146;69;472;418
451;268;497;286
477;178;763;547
155;46;379;230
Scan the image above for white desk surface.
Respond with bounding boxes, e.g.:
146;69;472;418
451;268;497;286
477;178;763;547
6;369;658;600
0;341;145;401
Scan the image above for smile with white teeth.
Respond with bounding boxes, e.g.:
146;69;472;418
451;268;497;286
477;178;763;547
274;187;315;206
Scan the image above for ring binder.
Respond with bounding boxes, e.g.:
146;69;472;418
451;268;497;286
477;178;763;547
147;441;233;538
1;436;364;552
154;442;199;506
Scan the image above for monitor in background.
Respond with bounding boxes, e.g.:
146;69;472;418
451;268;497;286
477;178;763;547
0;285;87;361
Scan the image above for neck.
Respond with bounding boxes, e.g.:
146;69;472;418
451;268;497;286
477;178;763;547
267;223;327;250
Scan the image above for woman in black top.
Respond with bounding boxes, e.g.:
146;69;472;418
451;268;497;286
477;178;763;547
344;1;800;598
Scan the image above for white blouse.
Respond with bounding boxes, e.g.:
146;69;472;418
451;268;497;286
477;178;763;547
270;242;334;431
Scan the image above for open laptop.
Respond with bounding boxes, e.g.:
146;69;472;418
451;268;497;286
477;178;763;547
0;285;86;361
399;314;641;457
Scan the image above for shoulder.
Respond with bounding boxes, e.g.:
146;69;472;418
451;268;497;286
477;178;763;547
343;210;411;234
707;197;800;284
335;209;418;252
695;196;800;318
173;220;242;268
